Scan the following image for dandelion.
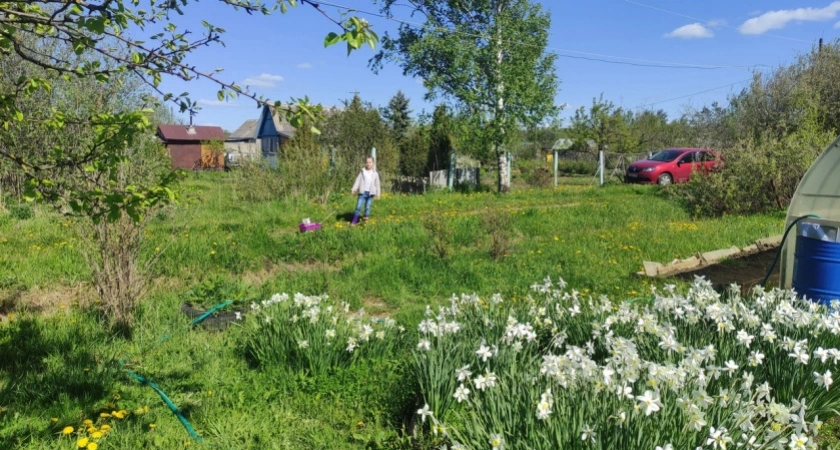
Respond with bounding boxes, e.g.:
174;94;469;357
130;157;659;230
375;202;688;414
90;431;103;439
814;370;833;390
454;384;470;403
416;404;433;423
77;438;89;448
636;390;662;416
87;443;98;450
62;426;74;435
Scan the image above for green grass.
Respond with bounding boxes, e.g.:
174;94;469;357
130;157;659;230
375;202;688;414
0;173;791;449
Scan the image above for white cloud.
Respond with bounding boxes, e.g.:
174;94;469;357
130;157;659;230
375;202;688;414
197;99;241;107
664;23;714;39
739;2;840;35
241;73;284;88
296;62;313;69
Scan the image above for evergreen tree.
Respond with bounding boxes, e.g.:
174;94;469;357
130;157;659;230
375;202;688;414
383;90;412;143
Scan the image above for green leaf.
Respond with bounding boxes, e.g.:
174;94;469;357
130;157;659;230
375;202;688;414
217;90;225;101
324;32;341;47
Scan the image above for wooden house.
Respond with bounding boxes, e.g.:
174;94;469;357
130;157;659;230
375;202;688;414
157;125;226;170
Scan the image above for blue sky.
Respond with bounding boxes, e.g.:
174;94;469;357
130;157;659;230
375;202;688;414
157;0;838;131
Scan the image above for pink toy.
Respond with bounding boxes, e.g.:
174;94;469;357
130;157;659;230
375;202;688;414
299;222;321;233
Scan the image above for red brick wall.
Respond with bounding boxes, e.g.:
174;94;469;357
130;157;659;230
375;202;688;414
168;144;201;170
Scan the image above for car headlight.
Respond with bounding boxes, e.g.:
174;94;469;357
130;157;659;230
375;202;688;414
641;167;655;172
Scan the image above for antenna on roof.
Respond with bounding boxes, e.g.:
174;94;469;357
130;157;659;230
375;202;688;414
188;108;196;127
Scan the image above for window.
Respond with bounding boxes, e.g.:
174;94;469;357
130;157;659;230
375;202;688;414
678;152;696;164
699;151;717;162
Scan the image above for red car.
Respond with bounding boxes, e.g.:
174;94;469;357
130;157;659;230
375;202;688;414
625;148;722;186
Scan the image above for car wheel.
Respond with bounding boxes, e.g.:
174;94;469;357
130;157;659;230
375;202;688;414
657;173;672;186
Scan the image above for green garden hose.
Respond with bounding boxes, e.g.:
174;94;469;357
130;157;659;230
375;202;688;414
119;299;241;443
759;214;821;287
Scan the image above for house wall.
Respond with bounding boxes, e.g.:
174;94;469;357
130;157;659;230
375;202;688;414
224;141;260;159
168;143;201;169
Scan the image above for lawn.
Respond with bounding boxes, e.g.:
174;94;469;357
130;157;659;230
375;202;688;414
0;174;796;449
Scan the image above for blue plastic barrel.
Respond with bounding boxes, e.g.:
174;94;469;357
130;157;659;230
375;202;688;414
793;235;840;305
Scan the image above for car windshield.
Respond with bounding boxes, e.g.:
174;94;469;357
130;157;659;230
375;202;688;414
648;150;684;162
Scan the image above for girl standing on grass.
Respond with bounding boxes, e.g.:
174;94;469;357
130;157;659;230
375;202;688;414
350;156;381;225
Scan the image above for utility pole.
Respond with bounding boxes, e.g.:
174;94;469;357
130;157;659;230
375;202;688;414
819;38;823;53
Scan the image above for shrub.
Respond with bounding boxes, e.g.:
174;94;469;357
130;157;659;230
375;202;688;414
676;126;833;216
8;203;34;220
557;160;596;176
422;213;453;259
481;209;512;261
411;277;840;449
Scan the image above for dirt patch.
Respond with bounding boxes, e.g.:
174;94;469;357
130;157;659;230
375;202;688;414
360;297;392;318
676;249;780;295
0;283;96;320
239;261;341;286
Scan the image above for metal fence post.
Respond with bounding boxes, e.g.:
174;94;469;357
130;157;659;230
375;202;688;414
553;150;558;187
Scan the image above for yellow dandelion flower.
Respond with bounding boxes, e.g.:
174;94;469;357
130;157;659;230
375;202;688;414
99;412;110;418
149;423;157;429
86;427;96;434
77;437;89;448
99;424;111;432
62;426;74;435
91;431;103;439
86;443;98;450
112;410;126;419
210;250;216;255
82;419;92;426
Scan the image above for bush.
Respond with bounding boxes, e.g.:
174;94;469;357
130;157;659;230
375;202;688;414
481;209;512;260
410;277;840;449
676;126;833;216
8;203;34;220
518;160;553;188
557;160;596;176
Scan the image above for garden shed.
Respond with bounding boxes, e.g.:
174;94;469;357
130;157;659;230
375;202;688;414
157;125;226;170
780;136;840;289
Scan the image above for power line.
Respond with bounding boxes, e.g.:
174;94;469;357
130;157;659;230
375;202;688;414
314;0;769;71
645;78;752;106
621;0;813;44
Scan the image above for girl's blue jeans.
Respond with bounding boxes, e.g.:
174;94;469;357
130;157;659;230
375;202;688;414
354;192;374;217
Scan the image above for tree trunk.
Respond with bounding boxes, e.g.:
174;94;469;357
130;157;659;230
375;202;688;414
494;1;509;193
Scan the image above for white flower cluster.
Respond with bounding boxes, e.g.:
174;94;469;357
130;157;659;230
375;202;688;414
415;276;840;449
